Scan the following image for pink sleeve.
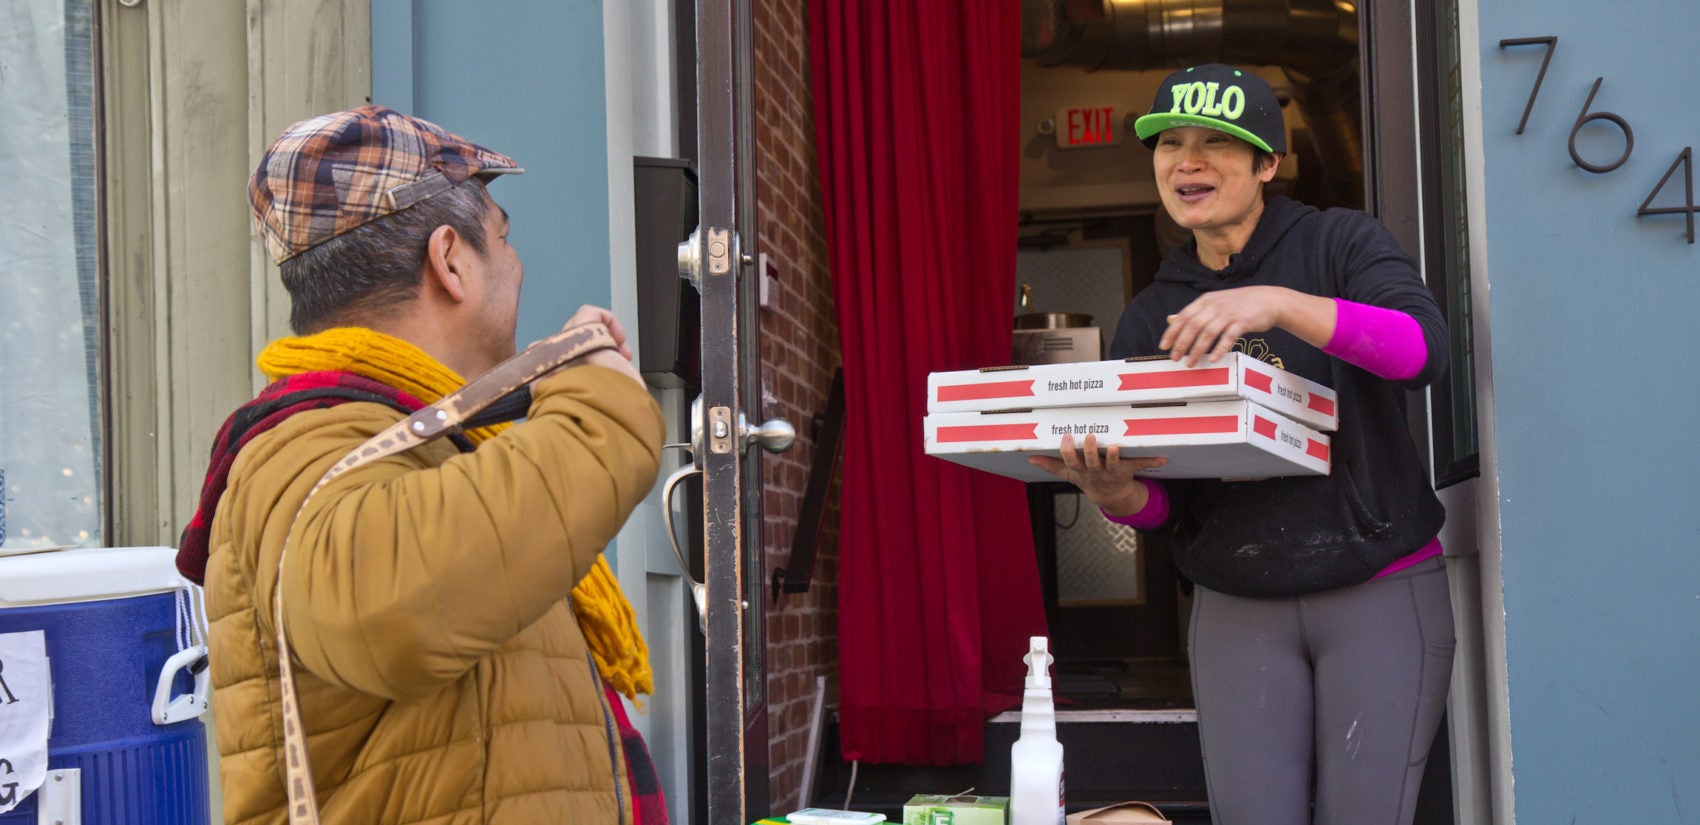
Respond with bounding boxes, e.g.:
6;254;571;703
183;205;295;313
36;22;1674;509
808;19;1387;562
1100;478;1169;530
1324;298;1430;381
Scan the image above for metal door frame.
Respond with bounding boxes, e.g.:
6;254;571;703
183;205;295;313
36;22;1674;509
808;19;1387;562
691;0;770;820
1362;1;1495;822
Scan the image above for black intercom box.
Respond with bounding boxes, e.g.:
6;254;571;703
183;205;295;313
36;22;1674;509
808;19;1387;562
633;156;701;389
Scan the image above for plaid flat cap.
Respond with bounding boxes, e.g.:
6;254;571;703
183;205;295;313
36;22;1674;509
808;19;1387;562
249;105;522;263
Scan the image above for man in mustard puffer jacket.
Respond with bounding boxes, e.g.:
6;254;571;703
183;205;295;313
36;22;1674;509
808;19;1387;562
182;106;665;825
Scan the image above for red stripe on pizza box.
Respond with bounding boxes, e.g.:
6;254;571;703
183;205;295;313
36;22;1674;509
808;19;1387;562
936;380;1037;403
1309;393;1336;416
1307;439;1330;461
1243;369;1274;394
935;423;1040;443
1252;416;1278;440
1118;367;1232;392
1124;415;1241;436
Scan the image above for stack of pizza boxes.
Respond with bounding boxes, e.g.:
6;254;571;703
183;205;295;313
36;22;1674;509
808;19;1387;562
923;354;1338;481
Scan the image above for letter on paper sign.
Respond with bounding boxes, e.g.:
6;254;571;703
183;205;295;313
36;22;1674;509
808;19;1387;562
0;631;49;813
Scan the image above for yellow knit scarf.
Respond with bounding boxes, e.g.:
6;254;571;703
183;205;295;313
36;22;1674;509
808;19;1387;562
257;327;654;701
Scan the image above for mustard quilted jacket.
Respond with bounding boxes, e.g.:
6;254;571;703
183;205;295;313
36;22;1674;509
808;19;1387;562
204;365;664;825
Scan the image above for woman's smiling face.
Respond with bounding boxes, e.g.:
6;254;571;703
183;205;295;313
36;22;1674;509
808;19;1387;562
1152;126;1279;243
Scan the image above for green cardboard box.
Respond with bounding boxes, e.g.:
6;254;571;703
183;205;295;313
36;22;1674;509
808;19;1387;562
902;794;1009;825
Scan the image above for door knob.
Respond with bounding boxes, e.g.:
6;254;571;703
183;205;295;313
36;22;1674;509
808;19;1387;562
741;415;795;454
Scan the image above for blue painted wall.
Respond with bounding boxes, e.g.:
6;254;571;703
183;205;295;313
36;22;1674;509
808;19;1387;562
1474;4;1700;821
372;0;610;350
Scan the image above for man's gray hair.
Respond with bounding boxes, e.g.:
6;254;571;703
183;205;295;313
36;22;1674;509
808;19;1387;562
279;177;489;334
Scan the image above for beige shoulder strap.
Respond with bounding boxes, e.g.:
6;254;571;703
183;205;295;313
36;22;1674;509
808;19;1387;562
269;322;620;824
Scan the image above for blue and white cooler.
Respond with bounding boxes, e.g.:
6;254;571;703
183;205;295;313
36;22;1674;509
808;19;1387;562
0;546;211;824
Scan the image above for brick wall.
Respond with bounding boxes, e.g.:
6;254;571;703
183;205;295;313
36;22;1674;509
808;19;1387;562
752;0;841;812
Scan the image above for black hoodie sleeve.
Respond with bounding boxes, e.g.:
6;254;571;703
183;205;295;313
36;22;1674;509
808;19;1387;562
1326;211;1450;390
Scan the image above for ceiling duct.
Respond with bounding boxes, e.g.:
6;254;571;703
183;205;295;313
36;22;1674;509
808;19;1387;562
1023;0;1363;207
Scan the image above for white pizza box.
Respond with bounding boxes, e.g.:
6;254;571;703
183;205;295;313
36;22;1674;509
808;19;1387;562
926;353;1338;431
923;399;1331;483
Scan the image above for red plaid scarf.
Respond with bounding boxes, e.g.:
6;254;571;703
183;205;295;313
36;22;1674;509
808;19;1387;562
173;371;465;584
605;683;671;825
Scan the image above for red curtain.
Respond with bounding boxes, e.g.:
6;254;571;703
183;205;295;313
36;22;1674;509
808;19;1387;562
809;0;1046;765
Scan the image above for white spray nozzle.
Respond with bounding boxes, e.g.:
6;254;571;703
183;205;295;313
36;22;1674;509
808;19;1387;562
1023;636;1053;689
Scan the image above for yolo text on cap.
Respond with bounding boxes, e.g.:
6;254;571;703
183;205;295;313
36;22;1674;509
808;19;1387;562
1165;81;1247;121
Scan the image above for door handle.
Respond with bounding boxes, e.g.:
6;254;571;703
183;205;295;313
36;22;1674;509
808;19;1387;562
661;465;708;630
659;398;796;629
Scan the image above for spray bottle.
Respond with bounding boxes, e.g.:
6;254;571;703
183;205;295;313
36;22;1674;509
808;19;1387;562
1010;636;1064;825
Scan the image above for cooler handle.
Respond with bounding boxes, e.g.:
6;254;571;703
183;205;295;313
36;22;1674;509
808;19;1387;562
38;768;82;825
151;645;210;726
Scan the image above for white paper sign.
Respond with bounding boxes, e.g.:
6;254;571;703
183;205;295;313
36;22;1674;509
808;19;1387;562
0;630;50;813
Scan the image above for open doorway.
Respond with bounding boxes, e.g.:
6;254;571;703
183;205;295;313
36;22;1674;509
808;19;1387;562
1010;6;1467;822
1013;4;1366;711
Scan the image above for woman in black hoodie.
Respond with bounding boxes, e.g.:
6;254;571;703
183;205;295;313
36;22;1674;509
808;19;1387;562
1031;64;1454;825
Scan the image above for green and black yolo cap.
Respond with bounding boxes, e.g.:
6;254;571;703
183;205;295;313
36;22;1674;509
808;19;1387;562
1134;64;1286;154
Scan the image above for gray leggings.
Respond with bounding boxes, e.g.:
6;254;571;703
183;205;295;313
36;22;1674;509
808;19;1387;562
1189;556;1455;825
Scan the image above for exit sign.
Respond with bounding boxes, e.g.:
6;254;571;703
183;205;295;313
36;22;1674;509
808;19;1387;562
1056;106;1124;148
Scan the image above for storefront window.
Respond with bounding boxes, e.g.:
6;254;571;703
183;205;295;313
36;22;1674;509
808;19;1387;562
0;0;103;551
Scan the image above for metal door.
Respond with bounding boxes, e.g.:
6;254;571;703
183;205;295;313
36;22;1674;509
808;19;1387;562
674;0;791;821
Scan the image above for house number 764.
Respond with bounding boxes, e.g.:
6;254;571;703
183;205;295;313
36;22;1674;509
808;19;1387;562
1500;36;1697;243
